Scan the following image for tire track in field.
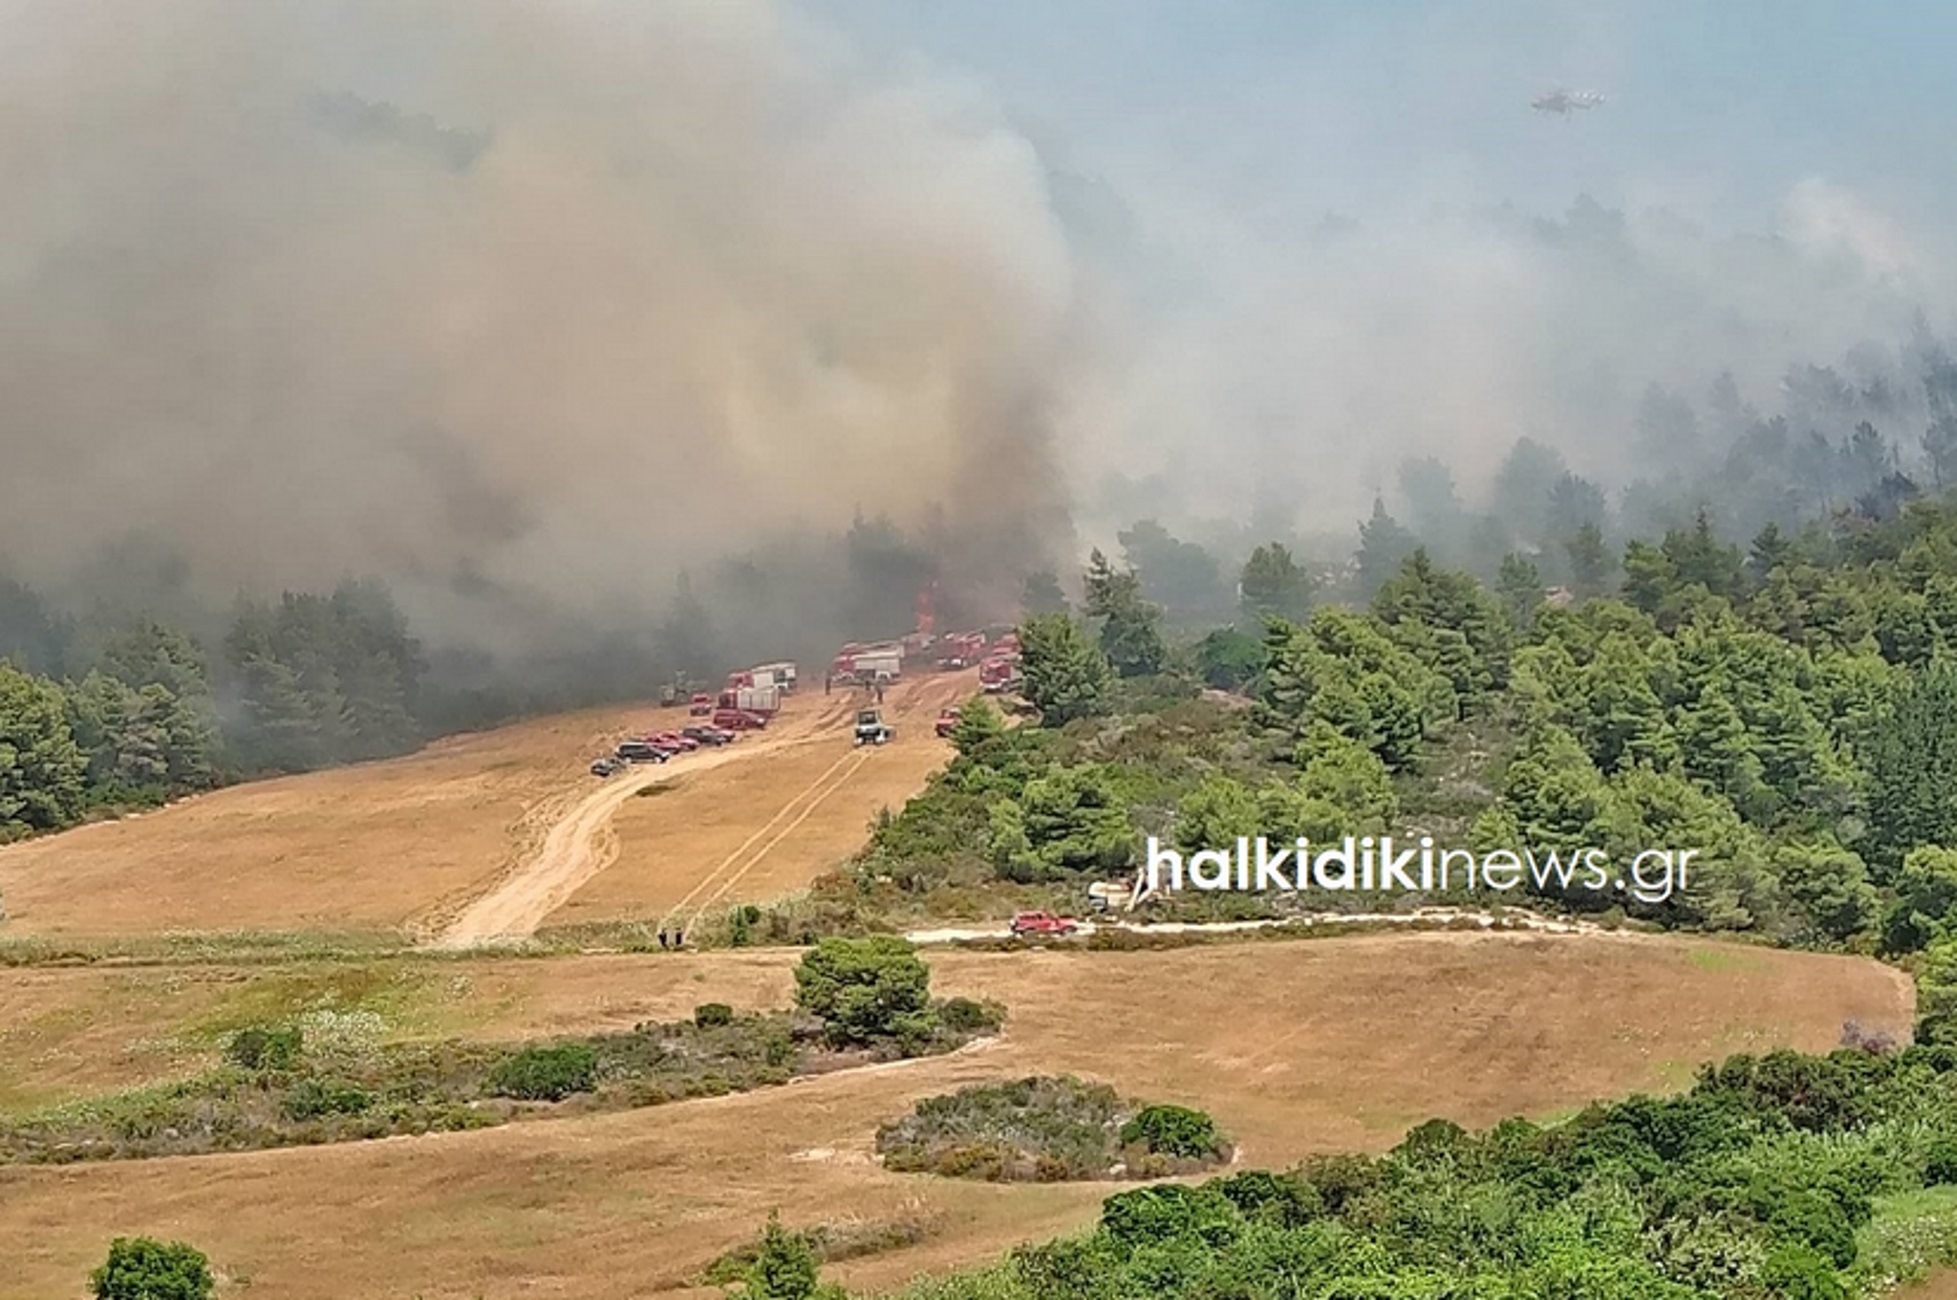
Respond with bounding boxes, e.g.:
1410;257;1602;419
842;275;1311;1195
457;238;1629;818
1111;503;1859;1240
658;745;875;938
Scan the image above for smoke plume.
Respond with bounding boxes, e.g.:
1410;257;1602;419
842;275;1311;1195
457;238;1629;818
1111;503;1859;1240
0;0;1080;654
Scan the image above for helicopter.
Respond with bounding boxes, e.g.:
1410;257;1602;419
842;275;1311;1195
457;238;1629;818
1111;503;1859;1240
1531;88;1605;115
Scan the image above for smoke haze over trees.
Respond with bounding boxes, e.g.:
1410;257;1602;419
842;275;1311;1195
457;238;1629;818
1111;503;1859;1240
7;0;1957;754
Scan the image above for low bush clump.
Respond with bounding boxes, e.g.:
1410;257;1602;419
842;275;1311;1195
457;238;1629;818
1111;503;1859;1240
486;1044;598;1101
700;1210;942;1285
224;1025;303;1071
792;936;1004;1055
0;956;1003;1167
876;1076;1231;1182
1120;1103;1228;1161
91;1236;214;1300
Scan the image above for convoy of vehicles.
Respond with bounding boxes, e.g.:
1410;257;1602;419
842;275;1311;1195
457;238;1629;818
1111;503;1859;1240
598;625;1026;775
595;628;1078;938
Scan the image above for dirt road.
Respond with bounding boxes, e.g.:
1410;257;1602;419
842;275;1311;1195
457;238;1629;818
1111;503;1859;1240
902;907;1615;945
428;746;748;948
430;675;971;948
544;669;974;931
428;715;829;948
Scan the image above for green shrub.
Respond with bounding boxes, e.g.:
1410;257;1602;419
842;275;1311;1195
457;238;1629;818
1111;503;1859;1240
1925;1137;1957;1184
486;1043;598;1101
694;1002;736;1028
792;936;932;1047
1100;1183;1241;1248
742;1212;849;1299
727;904;763;947
281;1078;373;1121
1119;1103;1226;1159
225;1024;303;1072
936;996;1002;1034
91;1237;214;1300
877;1076;1230;1183
1759;1242;1848;1300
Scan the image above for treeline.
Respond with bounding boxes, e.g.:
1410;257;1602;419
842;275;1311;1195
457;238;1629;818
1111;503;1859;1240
850;489;1957;1013
895;1043;1957;1299
0;578;426;840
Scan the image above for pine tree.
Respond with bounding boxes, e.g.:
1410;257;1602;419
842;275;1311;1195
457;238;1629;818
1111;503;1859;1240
1018;613;1113;725
1238;543;1313;624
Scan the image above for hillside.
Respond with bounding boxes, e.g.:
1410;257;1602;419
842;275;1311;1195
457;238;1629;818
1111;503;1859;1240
0;932;1908;1299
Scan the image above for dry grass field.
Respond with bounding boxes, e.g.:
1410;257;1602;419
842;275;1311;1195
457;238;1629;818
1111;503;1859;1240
0;674;971;944
552;670;974;929
0;931;1912;1300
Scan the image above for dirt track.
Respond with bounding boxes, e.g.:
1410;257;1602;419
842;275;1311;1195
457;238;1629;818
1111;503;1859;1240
541;670;974;931
429;673;973;947
430;734;810;948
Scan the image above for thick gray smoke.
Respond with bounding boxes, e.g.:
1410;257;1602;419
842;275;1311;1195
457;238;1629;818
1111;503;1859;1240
8;0;1957;668
0;0;1080;654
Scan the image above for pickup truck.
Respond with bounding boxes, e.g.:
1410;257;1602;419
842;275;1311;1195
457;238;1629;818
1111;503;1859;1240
934;707;961;739
1009;910;1081;938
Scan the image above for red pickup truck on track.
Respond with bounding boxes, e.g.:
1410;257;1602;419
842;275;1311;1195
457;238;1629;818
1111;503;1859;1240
1009;910;1081;937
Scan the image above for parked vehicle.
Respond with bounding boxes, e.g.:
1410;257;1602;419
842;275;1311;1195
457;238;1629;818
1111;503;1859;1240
1010;910;1080;937
745;662;798;692
591;755;628;776
688;693;714;717
647;731;699;751
934;707;961;738
979;656;1021;693
615;740;670;763
682;724;735;745
935;632;987;670
713;707;769;731
835;650;901;684
718;685;781;715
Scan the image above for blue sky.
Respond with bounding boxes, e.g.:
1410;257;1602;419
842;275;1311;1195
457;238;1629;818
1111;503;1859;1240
813;0;1957;235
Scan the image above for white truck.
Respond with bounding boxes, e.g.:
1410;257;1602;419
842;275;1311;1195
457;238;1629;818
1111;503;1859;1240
752;661;798;692
852;651;901;682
